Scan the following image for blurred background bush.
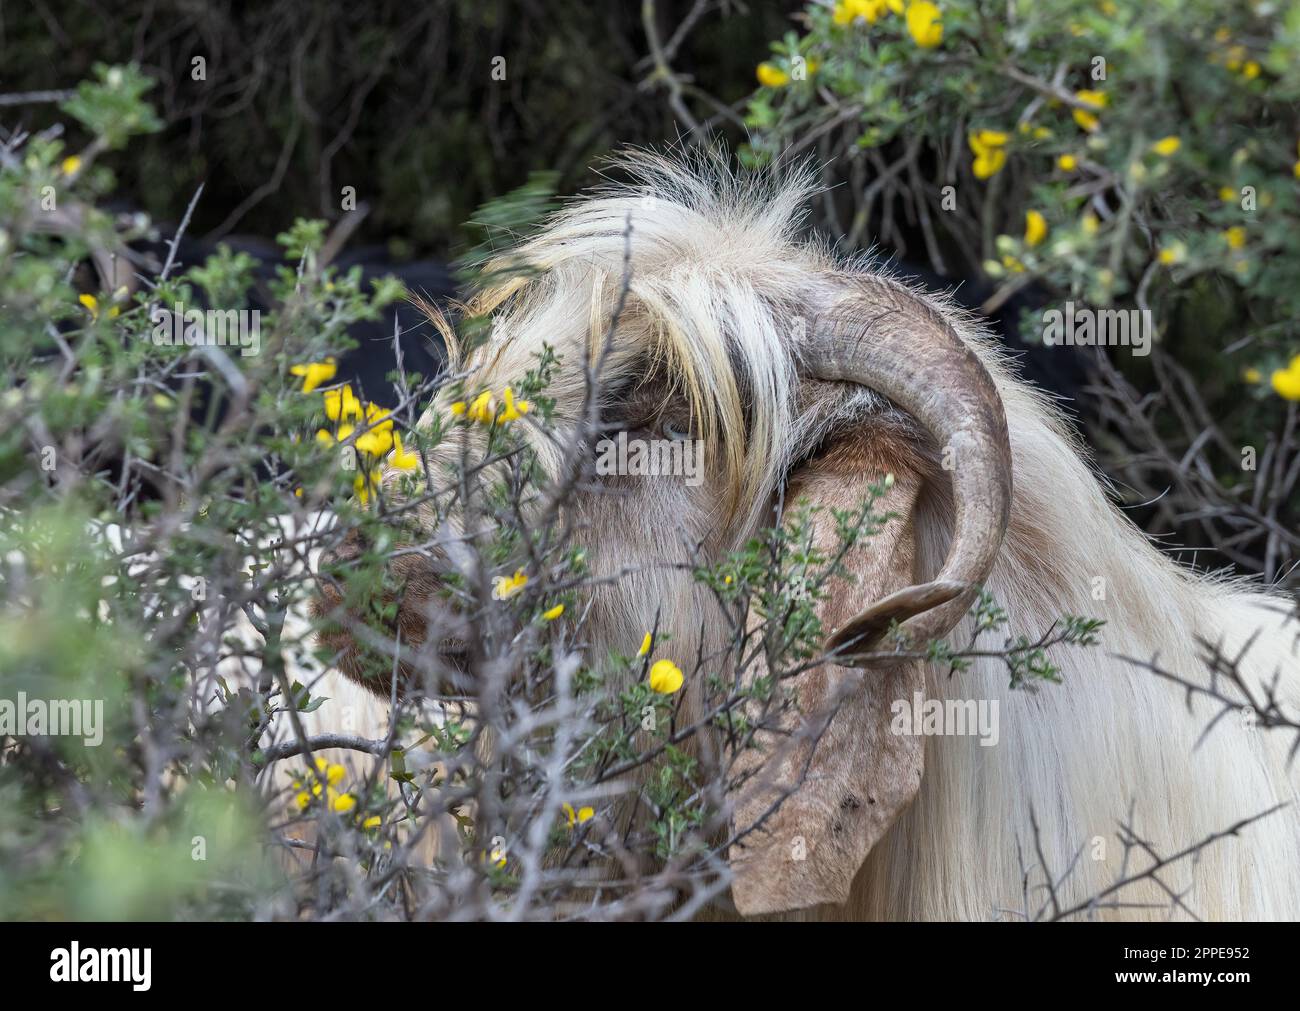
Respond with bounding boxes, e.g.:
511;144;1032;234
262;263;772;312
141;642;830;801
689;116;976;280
1;1;793;251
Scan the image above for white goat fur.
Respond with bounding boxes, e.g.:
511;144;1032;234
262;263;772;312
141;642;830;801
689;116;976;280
306;152;1300;920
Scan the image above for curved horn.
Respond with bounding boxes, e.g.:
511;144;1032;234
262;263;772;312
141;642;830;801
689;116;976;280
801;281;1013;663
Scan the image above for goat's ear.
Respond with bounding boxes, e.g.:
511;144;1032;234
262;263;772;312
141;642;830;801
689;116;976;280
728;433;927;916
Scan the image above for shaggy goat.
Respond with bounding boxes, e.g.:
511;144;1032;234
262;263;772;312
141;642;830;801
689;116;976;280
312;151;1300;921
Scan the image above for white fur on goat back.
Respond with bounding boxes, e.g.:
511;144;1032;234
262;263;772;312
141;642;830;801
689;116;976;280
399;150;1300;920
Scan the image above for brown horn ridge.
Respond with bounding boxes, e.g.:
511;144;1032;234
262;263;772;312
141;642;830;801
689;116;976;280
799;280;1013;663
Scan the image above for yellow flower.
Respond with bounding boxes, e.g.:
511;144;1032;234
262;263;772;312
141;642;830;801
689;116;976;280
648;659;684;694
972;149;1006;179
323;383;362;420
1150;136;1181;157
85;294;120;319
1223;226;1247;250
316;425;351;447
968;129;1008;180
493;568;528;601
756;63;790;88
1056;153;1078;172
362;816;382;830
1157;243;1184;265
294;791;310;811
1224;45;1246;72
1242;60;1261;80
353;471;380;504
1024;210;1048;247
61;155;82;176
355;428;394;457
326;763;345;786
969;130;1009;154
637;632;653;657
498;385;530;423
317;423;355;447
833;0;889;24
1293;161;1300;180
1000;254;1025;274
864;0;891;21
1072;90;1107;132
488;847;507;869
1243;367;1261;383
1219;186;1237;202
332;793;357;814
364;402;394;432
466;390;495;424
563;802;595;828
389;432;420;470
542;603;565;621
290;358;338;393
1271;357;1300;400
449;401;467;416
905;2;943;48
1081;212;1099;236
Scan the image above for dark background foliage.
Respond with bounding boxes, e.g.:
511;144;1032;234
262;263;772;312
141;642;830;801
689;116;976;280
2;0;795;251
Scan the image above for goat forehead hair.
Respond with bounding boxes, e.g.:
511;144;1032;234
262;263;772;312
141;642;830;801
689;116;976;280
417;148;1015;533
423;150;836;529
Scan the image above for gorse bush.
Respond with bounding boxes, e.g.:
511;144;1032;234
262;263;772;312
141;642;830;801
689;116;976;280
748;0;1300;378
744;0;1300;585
0;66;414;918
0;67;1100;919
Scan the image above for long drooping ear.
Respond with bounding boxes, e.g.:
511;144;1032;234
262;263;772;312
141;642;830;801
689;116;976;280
728;430;930;916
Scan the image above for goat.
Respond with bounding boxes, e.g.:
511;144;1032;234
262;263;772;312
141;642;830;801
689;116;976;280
311;150;1300;920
